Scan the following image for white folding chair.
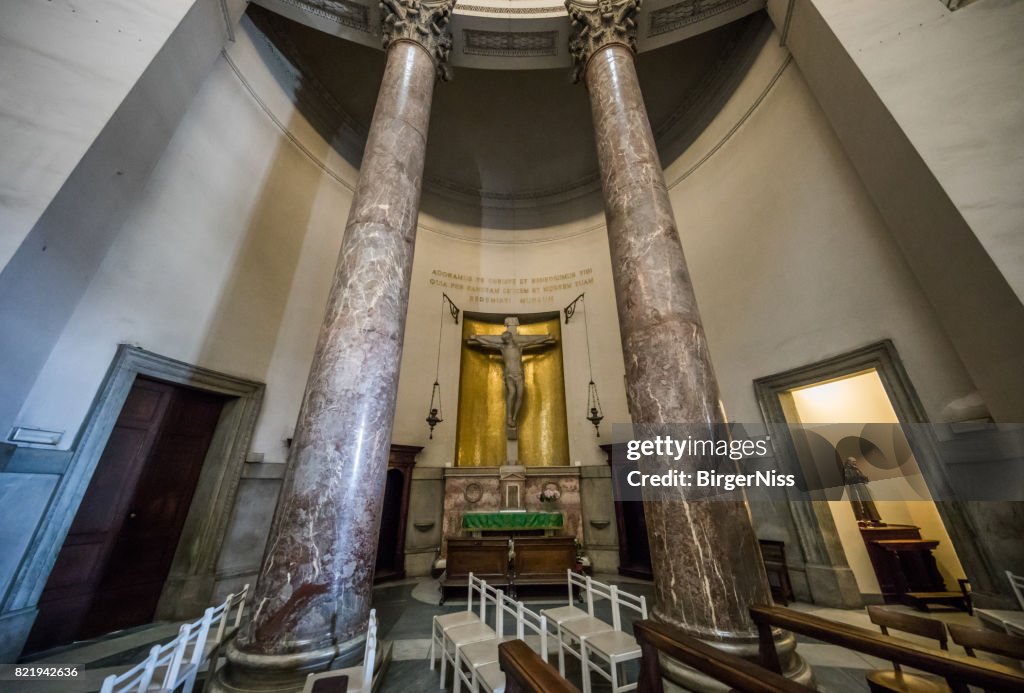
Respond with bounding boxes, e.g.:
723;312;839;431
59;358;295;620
302;608;378;693
580;586;647;693
162;609;215;693
540;570;590;635
431;573;487;671
549;575;615;679
100;634;181;693
440;582;503;689
458;596;549;693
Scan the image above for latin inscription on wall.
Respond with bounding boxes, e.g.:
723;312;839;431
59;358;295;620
429;267;595;306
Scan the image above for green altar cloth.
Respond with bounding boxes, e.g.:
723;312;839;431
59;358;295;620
462;511;563;531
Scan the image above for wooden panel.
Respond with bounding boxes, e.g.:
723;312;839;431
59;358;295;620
512;537;575;586
25;377;227;652
82;384;224;639
24;378;173;654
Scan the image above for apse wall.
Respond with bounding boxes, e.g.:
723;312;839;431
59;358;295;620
0;18;361;625
657;35;981;602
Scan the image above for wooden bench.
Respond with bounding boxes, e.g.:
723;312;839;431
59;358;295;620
511;537;576;596
634;619;814;693
441;538;511;603
750;604;1024;692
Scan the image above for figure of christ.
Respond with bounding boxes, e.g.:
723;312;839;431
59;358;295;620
467;320;556;439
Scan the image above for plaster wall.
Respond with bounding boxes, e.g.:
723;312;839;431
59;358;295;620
764;0;1024;422
0;0;195;267
659;34;984;599
664;39;978;428
0;0;247;442
771;0;1024;302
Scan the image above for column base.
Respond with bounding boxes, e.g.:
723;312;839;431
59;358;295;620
651;616;814;692
208;635;390;693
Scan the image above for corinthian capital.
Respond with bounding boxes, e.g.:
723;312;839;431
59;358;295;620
565;0;641;83
380;0;456;81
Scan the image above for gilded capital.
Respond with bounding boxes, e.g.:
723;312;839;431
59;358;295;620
565;0;641;83
380;0;456;81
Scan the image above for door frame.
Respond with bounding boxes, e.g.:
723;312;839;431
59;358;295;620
4;345;264;625
753;339;997;606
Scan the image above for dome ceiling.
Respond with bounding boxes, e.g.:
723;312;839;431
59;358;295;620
248;4;767;214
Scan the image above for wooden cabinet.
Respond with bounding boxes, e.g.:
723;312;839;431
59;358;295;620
860;524;946;602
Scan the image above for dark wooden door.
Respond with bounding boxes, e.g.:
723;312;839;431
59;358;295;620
603;445;653;580
25;377;226;652
375;468;404;579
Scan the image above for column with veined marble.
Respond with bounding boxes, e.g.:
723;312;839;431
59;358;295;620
212;2;454;690
565;0;811;686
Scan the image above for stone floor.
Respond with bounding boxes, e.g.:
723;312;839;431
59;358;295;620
6;576;1002;692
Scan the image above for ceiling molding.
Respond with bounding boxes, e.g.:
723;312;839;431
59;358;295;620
252;0;764;69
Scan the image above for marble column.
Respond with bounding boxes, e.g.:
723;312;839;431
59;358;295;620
566;0;811;686
212;2;453;690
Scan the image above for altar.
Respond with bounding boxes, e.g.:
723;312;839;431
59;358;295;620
442;465;581;548
462;510;564;536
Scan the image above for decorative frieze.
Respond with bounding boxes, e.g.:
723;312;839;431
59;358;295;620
380;0;456;79
463;29;559;57
279;0;372;32
565;0;642;83
648;0;745;37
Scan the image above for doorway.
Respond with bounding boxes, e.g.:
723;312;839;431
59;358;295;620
780;369;964;601
754;340;990;609
24;376;227;653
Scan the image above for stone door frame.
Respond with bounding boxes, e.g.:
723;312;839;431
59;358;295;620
753;339;994;607
3;345;264;627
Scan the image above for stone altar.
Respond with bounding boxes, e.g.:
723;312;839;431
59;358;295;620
441;465;581;553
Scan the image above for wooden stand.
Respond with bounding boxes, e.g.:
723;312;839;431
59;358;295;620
860;523;969;612
759;540;794;606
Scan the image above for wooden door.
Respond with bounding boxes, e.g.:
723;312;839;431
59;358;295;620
374;468;404;579
603;445;653;580
25;377;226;652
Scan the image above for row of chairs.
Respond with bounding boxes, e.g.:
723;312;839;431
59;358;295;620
99;584;249;693
432;571;647;693
431;574;549;693
542;571;647;693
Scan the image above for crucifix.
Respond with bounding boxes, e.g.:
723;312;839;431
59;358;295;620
467;317;556;441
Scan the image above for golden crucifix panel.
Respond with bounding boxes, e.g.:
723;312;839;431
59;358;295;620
455;313;569;467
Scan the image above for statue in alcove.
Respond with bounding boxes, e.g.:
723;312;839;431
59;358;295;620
467;317;556;440
843;456;883;524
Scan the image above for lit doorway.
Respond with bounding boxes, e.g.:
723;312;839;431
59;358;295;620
780;369;964;602
754;340;993;610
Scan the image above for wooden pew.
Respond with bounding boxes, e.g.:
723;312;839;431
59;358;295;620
499;639;581;693
441;538;511;603
633;619;814;693
511;537;576;597
750;604;1024;693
